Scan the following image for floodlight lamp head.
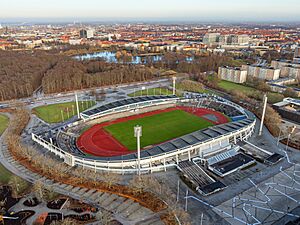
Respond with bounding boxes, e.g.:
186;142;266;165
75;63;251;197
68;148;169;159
134;125;142;137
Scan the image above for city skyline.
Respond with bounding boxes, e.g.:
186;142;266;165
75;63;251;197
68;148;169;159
1;0;300;22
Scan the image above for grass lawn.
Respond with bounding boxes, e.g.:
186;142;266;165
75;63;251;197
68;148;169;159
218;80;284;104
218;80;255;95
33;101;96;124
0;164;12;184
104;110;213;150
0;114;9;135
128;87;173;97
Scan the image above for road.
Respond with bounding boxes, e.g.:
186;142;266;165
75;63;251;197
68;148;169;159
0;78;171;110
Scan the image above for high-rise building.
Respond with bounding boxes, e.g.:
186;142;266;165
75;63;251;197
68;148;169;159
79;29;94;39
218;35;230;45
271;60;300;78
218;66;248;84
294;47;300;63
203;33;220;45
294;47;300;58
203;33;250;46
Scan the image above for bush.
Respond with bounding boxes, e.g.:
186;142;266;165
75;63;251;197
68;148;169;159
177;79;205;93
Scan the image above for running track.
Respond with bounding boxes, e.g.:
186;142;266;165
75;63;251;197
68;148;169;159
77;107;229;157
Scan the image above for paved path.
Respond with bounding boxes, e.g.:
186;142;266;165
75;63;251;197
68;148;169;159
0;120;164;225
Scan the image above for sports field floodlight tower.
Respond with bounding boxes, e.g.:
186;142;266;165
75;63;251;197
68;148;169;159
75;92;80;119
134;125;142;176
172;76;177;95
259;94;268;136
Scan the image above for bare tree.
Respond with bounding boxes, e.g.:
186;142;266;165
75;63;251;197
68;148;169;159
95;210;112;225
101;172;120;189
32;180;45;202
8;176;28;198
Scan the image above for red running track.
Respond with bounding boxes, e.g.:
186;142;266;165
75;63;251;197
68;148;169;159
77;107;229;157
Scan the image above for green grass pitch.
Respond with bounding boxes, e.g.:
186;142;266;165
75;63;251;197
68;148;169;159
104;110;213;150
33;101;96;124
0;114;9;135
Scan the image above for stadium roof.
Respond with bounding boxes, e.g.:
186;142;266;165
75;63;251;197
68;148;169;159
81;95;178;117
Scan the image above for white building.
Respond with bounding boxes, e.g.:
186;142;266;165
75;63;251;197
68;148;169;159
203;33;250;46
218;66;248;83
294;47;300;58
242;65;280;81
79;29;94;39
203;33;220;46
271;60;300;79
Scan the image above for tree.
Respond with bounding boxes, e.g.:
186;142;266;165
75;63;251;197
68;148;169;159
101;172;120;189
129;176;146;194
0;199;6;214
8;176;29;197
95;210;112;225
50;218;77;225
73;168;87;184
283;87;298;98
32;180;45;202
176;79;205;93
257;81;271;92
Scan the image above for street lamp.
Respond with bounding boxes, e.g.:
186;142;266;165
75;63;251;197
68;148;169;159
277;127;282;146
134;125;142;176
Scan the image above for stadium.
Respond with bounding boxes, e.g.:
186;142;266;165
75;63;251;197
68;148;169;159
32;92;255;174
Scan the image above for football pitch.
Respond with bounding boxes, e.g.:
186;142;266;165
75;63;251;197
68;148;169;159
104;110;213;150
32;101;96;123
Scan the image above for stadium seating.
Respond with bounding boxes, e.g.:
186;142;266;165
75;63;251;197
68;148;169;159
81;95;178;118
178;160;226;195
56;131;85;156
207;147;239;166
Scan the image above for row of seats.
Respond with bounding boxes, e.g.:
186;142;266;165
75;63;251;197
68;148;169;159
178;160;214;188
56;132;85;156
201;100;242;117
82;95;177;116
207;147;239;166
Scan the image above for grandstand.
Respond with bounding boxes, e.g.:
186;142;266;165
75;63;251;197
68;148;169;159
32;94;256;174
273;97;300;124
56;131;85;156
81;95;179;120
240;142;284;165
207;151;255;177
178;160;226;196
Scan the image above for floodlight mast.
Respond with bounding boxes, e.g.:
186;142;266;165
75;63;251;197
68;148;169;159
75;92;80;119
134;125;142;176
259;94;268;136
172;77;177;95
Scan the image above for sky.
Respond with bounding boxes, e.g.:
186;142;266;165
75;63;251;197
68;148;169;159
1;0;300;22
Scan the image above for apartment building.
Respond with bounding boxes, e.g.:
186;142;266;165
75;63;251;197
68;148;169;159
203;33;250;46
218;66;248;83
242;65;280;80
271;60;300;78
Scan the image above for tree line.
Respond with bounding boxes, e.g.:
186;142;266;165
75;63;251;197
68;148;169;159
42;60;160;94
0;50;61;101
0;50;244;101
